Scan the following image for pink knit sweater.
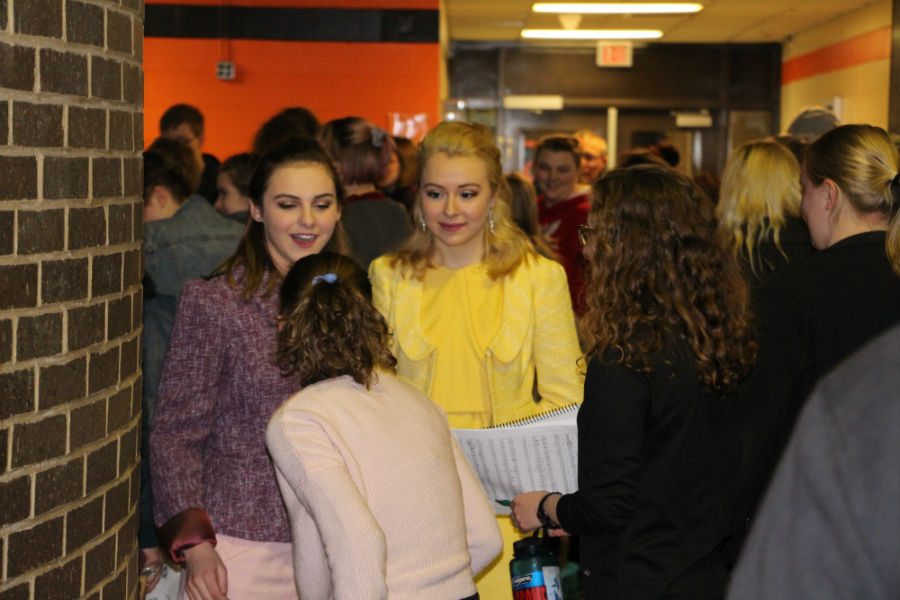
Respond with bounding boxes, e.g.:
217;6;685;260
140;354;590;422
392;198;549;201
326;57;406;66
266;372;502;599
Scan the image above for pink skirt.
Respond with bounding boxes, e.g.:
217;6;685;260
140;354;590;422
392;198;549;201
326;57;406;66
178;534;297;600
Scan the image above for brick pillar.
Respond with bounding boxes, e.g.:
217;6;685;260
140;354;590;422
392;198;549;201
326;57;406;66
0;0;144;598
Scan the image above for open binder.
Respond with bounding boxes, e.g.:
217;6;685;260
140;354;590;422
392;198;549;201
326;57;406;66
451;404;579;515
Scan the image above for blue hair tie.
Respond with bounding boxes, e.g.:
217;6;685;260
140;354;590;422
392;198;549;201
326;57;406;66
312;272;338;286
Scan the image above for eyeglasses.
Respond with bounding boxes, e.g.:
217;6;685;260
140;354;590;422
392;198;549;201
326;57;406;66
577;224;595;247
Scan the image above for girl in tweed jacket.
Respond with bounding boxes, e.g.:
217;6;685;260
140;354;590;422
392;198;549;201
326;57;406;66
150;137;347;600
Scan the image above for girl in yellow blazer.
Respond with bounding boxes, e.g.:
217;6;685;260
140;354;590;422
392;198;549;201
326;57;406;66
369;121;583;599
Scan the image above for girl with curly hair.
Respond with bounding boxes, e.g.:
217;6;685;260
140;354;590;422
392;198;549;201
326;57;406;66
266;253;501;599
512;165;756;600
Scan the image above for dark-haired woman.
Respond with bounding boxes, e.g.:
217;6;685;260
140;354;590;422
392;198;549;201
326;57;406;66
512;165;756;599
378;135;419;212
320;117;412;270
266;253;501;599
214;152;257;222
150;137;347;600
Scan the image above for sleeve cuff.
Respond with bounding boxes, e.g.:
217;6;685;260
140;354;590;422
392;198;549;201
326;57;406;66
554;493;576;534
157;508;217;563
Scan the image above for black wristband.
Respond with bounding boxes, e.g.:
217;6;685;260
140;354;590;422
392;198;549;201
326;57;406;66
537;492;561;529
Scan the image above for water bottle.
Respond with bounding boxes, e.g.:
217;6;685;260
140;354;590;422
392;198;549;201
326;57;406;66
509;533;564;600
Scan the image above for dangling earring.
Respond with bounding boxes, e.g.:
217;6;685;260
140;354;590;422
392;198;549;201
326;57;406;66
419;216;427;232
488;207;495;235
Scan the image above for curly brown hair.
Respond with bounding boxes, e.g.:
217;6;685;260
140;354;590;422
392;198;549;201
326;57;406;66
582;165;756;392
277;253;396;388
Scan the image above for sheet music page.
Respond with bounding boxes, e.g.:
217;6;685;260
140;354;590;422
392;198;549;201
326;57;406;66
452;421;578;515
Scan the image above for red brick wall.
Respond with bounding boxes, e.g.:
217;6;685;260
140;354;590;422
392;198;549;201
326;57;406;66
0;0;144;598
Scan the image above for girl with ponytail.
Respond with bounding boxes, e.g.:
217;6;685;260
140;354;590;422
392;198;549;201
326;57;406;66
320;117;413;270
735;124;900;555
266;253;501;599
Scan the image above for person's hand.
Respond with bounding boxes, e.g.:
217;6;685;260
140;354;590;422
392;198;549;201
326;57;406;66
183;542;229;600
510;491;548;532
511;491;571;537
140;547;164;596
546;527;571;538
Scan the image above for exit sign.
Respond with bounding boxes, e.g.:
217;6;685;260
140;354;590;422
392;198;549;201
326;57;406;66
596;42;633;68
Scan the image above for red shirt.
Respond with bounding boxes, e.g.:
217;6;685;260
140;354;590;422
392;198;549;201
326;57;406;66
538;192;590;314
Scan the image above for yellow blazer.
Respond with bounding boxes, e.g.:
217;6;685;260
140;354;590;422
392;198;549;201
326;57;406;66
369;254;584;425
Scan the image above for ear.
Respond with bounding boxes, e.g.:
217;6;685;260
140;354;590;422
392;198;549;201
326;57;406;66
823;179;841;213
249;202;263;223
148;185;170;210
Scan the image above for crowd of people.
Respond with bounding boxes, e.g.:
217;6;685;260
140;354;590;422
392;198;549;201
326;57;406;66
140;103;900;600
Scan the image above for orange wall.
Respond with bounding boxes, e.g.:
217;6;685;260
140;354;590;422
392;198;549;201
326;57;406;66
782;26;890;85
146;0;432;6
144;2;440;159
780;0;891;129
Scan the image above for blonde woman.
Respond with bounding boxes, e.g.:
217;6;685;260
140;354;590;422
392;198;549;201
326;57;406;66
369;121;582;599
736;124;900;556
718;139;814;280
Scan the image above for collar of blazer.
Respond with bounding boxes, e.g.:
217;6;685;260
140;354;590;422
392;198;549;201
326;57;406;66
391;261;535;364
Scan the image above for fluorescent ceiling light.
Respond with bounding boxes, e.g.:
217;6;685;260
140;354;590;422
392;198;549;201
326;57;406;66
533;3;703;14
502;95;565;110
522;29;663;39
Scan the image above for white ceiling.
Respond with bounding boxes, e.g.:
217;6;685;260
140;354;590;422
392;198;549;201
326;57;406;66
445;0;883;43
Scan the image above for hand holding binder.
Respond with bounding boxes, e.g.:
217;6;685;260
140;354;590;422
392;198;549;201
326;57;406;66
451;404;579;515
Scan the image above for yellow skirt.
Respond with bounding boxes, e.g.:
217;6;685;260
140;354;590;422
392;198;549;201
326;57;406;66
475;516;525;600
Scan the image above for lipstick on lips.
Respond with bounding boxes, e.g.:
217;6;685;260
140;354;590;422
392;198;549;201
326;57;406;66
290;233;318;248
439;222;466;232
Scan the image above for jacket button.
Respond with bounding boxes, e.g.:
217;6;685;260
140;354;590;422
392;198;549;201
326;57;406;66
583;569;591;577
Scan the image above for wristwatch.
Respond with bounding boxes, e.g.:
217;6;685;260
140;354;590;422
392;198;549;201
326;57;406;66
537;492;562;529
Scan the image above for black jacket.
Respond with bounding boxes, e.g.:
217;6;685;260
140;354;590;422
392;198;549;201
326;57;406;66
733;231;900;557
342;191;412;271
556;346;736;600
738;217;814;285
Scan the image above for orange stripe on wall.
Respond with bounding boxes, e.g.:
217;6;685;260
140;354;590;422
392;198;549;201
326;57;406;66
145;0;438;8
782;26;890;84
144;38;440;159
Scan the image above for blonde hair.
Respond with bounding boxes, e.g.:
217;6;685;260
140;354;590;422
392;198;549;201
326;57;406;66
388;121;536;280
805;124;900;275
718;140;801;274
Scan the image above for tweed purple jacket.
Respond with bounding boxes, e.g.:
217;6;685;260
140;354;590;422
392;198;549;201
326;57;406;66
150;269;298;552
